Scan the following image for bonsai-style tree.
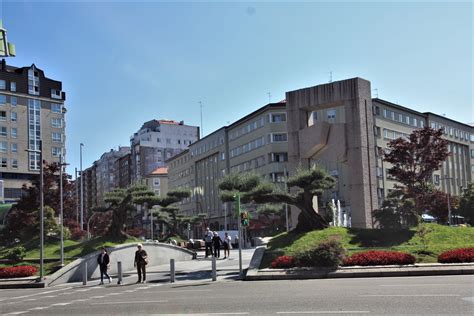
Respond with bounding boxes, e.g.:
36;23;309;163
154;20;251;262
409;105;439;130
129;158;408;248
383;127;450;213
219;165;335;232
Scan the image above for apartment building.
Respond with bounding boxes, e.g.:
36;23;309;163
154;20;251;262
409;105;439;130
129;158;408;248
130;119;199;182
145;166;168;197
287;77;473;229
0;60;66;202
167;102;289;236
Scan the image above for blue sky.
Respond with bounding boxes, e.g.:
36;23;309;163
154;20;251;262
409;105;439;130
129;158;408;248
2;1;472;174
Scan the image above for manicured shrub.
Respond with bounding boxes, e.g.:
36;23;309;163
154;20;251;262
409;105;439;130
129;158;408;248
4;246;26;263
343;250;415;266
296;238;346;268
438;248;474;263
0;265;38;278
271;256;297;269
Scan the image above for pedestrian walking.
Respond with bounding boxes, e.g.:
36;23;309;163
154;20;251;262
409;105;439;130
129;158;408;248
203;227;213;258
97;247;112;285
134;243;148;283
223;232;231;259
212;231;223;258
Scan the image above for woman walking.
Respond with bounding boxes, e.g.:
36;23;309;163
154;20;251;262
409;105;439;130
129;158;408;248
97;247;112;285
223;232;231;259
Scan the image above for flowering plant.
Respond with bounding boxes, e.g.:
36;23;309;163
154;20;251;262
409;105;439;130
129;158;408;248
0;265;38;278
271;255;297;269
343;250;415;266
438;248;474;263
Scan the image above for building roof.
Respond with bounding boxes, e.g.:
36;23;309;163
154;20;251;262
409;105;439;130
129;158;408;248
149;167;168;176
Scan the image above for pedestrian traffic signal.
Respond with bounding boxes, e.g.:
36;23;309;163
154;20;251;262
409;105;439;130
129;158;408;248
241;211;249;226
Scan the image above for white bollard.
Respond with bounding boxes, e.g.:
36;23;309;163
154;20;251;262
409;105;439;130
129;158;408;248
82;261;87;285
117;261;122;285
211;256;217;281
170;259;175;283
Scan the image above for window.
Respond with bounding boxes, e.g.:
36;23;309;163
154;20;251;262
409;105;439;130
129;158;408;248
1;157;6;168
419;120;424;128
51;118;62;128
0;95;5;105
373;106;380;115
153;178;160;186
270;113;286;122
11;159;18;168
272;133;287;142
10;82;16;92
11;112;17;122
166;138;171;144
11;143;17;153
51;89;62;99
271;172;285;183
11;127;17;138
449;127;453;136
154;189;161;196
157;138;160;143
11;96;17;106
271;152;288;162
405;115;410;125
327;109;336;119
51;103;62;113
52;147;62;157
52;132;62;142
412;118;417;127
0;142;7;153
0;111;5;121
28;68;40;95
376;167;383;178
374;126;381;137
471;149;474;158
0;127;6;137
221;152;225;160
455;129;459;138
0;80;5;90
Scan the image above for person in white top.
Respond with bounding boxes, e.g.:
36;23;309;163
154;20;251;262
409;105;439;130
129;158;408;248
223;232;232;259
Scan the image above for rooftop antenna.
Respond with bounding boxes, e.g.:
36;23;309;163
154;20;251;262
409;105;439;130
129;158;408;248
199;101;203;138
267;92;271;103
329;71;333;83
372;88;379;98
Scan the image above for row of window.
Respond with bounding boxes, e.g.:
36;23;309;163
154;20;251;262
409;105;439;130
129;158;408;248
230;136;266;158
190;136;225;157
375;106;425;128
430;121;471;142
307;109;338;127
382;128;410;140
0;157;17;168
0;127;17;138
0;94;63;113
0;80;16;92
229;155;266;174
0;141;62;157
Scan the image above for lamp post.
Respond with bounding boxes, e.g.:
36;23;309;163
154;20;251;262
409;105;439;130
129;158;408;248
87;212;99;240
26;141;44;281
80;143;84;230
440;177;453;225
58;152;69;266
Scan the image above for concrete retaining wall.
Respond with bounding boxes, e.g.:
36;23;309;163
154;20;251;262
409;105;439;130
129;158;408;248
46;242;196;286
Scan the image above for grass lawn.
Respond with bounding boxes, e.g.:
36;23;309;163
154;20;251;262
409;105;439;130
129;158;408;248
0;235;140;275
260;224;474;268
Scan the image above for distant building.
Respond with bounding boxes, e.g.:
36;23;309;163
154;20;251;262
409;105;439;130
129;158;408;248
167;102;289;236
145;166;168;197
130;119;199;182
0;60;66;202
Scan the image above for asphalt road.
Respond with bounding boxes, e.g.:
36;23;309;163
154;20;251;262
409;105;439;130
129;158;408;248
0;275;472;315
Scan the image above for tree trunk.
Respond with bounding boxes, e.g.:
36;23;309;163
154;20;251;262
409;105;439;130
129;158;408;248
294;193;329;232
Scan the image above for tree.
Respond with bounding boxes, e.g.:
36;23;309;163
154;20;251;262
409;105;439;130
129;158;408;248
219;165;335;232
4;162;77;241
373;190;417;229
458;183;474;225
424;190;459;224
383;127;450;213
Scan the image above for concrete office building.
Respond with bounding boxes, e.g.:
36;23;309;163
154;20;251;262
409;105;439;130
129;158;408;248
130;119;199;182
0;60;66;202
167;102;289;236
287;77;473;228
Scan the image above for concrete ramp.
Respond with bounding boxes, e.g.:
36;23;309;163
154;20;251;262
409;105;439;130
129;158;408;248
46;242;196;286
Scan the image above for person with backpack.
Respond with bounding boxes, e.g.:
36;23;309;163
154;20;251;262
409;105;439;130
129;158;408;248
97;247;112;285
134;243;148;283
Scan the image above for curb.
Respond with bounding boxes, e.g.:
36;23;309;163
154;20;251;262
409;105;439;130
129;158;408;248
0;281;46;289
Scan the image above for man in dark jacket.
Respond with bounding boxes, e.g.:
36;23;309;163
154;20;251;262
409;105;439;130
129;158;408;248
97;247;111;285
134;243;148;283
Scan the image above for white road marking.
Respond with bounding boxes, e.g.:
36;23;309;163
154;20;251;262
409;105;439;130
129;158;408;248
43;295;57;298
29;307;48;311
75;289;88;292
71;298;90;302
277;312;370;315
462;297;474;303
379;284;459;287
0;287;71;302
124;289;136;293
23;298;37;302
106;293;121;296
5;312;29;315
89;295;106;299
360;294;460;297
91;300;168;305
163;289;212;293
50;302;72;306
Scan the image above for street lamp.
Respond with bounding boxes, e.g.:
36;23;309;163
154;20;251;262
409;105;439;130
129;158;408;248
440;177;453;226
58;152;69;266
80;143;84;230
87;212;99;240
26;141;44;282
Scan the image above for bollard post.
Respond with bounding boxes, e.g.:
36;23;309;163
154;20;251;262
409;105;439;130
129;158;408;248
211;256;217;281
117;261;122;285
170;259;175;283
82;261;87;285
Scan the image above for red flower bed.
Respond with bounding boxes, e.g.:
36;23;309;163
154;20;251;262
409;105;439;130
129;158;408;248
0;265;38;278
343;250;415;266
271;255;297;269
438;248;474;263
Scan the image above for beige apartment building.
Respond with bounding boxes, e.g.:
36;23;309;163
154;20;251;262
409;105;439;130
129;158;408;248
145;166;169;197
167;102;289;236
0;61;66;202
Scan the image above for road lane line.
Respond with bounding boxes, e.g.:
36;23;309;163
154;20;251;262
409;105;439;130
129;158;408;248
360;294;460;297
89;295;106;299
91;300;168;305
0;287;72;302
5;312;29;315
50;302;72;306
379;284;459;287
277;312;370;314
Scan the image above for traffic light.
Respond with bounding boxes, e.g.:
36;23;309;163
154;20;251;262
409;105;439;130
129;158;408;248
241;211;249;227
187;223;191;231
